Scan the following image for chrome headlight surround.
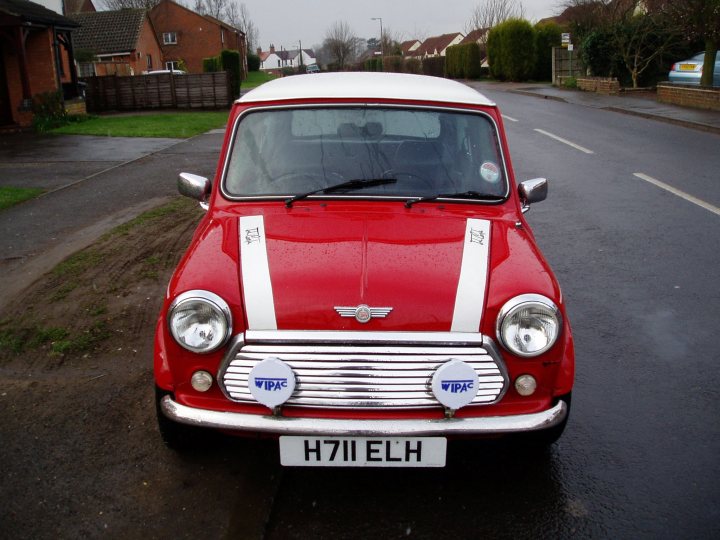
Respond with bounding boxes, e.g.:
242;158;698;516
168;290;232;354
496;294;562;358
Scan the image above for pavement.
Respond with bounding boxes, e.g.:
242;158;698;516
0;83;718;307
466;81;720;134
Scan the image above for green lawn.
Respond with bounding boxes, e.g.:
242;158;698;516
0;187;44;210
51;111;229;138
242;71;276;90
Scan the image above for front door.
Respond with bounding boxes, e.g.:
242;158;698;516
0;42;13;125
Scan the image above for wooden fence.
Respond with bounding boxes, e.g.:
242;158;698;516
84;72;231;112
552;47;585;84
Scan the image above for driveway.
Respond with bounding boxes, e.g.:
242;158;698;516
0;130;224;306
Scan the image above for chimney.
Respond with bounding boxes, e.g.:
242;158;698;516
269;44;275;53
256;47;262;55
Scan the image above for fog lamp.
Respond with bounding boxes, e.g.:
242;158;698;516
515;374;537;396
191;370;213;392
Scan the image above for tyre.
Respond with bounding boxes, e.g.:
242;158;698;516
155;387;208;451
519;393;572;448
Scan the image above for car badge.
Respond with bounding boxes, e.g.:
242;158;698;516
334;305;393;324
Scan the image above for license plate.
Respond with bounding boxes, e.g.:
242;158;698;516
279;436;447;467
679;64;696;71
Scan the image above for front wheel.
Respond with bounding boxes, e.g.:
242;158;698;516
155;387;208;451
519;393;572;448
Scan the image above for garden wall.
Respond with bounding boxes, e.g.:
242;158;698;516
657;84;720;112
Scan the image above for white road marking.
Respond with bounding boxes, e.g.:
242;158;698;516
633;173;720;217
502;114;518;122
534;128;594;154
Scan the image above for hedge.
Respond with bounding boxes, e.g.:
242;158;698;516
220;49;242;98
446;43;481;79
422;56;445;77
534;22;562;81
203;56;220;72
487;19;536;81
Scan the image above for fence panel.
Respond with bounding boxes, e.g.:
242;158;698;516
84;72;231;112
552;47;585;84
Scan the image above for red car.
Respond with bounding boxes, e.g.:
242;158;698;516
155;72;574;467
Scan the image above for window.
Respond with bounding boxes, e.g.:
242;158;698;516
221;29;225;44
146;54;152;70
163;32;177;45
165;61;180;71
224;107;508;199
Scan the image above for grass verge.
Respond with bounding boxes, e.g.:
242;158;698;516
50;111;229;138
0;187;44;210
0;197;201;360
242;71;276;90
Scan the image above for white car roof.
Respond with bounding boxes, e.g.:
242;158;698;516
238;72;495;107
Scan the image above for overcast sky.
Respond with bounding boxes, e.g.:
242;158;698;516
242;0;565;52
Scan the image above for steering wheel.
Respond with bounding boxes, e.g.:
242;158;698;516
382;169;435;192
272;170;344;192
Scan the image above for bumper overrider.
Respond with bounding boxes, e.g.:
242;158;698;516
160;396;568;436
162;330;568;436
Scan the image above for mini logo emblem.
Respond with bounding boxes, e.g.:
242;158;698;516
334;305;393;324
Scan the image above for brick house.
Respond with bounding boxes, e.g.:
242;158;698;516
149;0;246;75
0;0;80;128
69;9;163;76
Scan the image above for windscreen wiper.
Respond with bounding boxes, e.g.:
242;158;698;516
404;191;505;208
285;178;397;207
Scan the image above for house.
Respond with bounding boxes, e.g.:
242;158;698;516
149;0;246;75
459;28;490;68
0;0;80;128
69;9;163;76
63;0;95;14
258;45;316;72
413;33;464;58
400;39;421;57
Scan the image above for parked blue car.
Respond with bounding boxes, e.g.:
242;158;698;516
668;52;720;87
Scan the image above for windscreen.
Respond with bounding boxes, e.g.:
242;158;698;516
223;107;507;199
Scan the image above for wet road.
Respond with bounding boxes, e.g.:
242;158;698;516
252;90;720;538
1;92;719;538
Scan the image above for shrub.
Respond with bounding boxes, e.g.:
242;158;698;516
422;56;445;77
488;19;536;81
404;57;422;74
203;56;220;72
534;22;562;81
247;53;260;72
383;55;404;73
364;57;382;72
281;66;297;76
32;91;66;132
447;43;483;79
220;49;241;98
562;76;577;89
580;29;619;78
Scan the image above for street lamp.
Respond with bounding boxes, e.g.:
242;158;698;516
370;17;383;59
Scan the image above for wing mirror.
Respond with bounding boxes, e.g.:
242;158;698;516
518;178;548;214
178;172;211;211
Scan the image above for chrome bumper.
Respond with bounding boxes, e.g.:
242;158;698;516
161;396;567;436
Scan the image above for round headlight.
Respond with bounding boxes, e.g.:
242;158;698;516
168;290;232;353
496;294;561;357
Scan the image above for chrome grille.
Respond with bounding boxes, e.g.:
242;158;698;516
219;331;508;409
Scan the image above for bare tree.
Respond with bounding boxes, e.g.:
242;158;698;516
225;1;259;51
656;0;720;87
323;21;362;69
466;0;525;32
193;0;227;20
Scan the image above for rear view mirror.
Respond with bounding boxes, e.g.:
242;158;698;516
178;172;211;210
518;178;548;213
